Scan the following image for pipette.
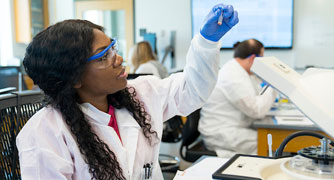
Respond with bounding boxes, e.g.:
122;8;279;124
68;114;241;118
267;134;273;157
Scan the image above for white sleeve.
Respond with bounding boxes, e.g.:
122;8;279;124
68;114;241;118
231;87;277;119
16;122;74;180
18;148;74;180
162;34;220;120
135;63;161;78
157;34;220;121
129;34;220;122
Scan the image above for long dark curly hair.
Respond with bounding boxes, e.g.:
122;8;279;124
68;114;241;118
23;19;157;180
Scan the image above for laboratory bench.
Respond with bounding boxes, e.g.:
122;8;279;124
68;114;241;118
252;118;331;156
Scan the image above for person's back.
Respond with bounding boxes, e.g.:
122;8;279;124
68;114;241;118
198;39;277;158
136;60;168;79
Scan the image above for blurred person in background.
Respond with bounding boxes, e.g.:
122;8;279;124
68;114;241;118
198;39;277;158
130;41;168;79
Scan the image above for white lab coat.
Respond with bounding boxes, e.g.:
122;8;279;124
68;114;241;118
16;34;221;180
198;59;277;158
135;60;168;79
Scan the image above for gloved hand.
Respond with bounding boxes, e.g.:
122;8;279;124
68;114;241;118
200;4;239;42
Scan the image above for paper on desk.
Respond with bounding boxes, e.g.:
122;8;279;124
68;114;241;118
173;157;228;180
267;109;304;117
274;116;314;126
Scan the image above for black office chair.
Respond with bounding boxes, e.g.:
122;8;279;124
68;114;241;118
179;109;217;162
0;90;43;180
159;115;183;178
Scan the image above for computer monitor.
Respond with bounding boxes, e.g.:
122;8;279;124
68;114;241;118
192;0;294;49
143;33;157;55
0;66;27;90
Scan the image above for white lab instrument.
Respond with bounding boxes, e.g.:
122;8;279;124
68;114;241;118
252;57;334;138
212;57;334;180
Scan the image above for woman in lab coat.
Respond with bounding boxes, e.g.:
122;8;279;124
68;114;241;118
130;41;168;79
16;4;238;180
198;39;277;158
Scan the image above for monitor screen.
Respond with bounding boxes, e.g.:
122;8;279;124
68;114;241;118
192;0;294;49
0;66;27;90
143;33;157;54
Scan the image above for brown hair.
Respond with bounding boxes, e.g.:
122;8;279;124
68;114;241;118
233;39;264;59
130;41;157;72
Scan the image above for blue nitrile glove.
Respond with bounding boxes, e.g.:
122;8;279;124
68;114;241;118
200;4;239;42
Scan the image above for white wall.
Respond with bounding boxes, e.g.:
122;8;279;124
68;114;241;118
135;0;334;71
134;0;192;72
8;0;334;69
48;0;75;25
293;0;334;68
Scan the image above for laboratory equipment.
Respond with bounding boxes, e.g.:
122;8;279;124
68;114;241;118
212;57;334;180
267;134;273;157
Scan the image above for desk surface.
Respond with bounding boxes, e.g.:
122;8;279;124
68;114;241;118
252;117;329;156
252;118;321;131
173;156;228;180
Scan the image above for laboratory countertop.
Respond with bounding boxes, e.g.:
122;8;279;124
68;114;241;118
251;118;321;131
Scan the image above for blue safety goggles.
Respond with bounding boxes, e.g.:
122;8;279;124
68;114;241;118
246;54;261;59
87;38;117;62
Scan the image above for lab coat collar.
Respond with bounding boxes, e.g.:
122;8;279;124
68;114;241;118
232;59;250;77
79;103;141;128
79;103;110;125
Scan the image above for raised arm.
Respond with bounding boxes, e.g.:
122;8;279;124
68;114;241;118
159;4;239;120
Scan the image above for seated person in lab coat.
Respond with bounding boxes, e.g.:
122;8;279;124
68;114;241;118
17;4;239;180
130;41;169;79
198;39;277;158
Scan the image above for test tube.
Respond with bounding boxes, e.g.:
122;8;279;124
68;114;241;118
217;11;223;25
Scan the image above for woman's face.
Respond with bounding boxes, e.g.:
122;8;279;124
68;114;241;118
76;29;128;98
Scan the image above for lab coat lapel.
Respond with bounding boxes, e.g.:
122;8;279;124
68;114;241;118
79;103;128;172
116;108;140;177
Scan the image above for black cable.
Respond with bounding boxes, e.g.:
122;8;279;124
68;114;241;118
274;131;334;158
